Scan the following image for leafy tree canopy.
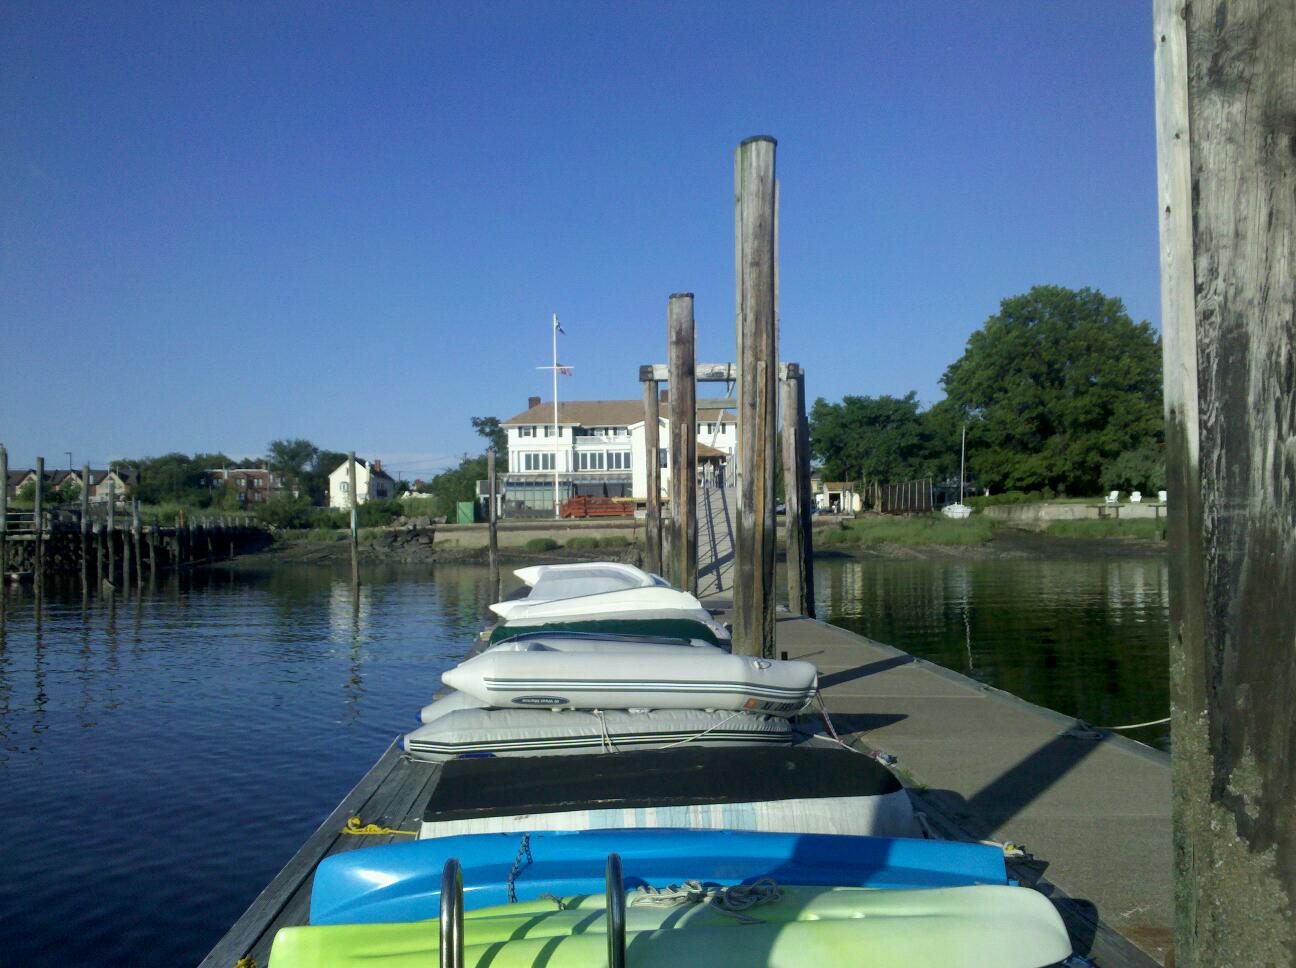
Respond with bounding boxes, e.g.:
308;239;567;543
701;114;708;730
809;392;932;484
266;439;319;479
941;286;1162;494
471;416;507;456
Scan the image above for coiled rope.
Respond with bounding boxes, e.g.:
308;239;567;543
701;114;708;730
339;816;417;837
632;878;781;924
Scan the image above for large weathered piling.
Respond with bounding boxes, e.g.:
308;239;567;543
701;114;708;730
33;456;44;585
733;136;779;657
106;478;116;587
487;449;499;600
780;362;814;616
641;378;662;575
1154;1;1296;962
348;452;359;586
667;293;698;593
80;463;90;592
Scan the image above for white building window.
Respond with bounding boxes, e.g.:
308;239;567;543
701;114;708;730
524;453;555;471
519;427;535;437
607;451;631;470
340;481;349;493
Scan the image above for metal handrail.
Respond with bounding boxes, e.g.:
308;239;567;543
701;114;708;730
440;857;463;968
605;852;626;968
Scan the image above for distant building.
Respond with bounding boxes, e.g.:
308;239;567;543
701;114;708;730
499;396;736;516
199;467;291;506
327;458;395;507
5;468;135;503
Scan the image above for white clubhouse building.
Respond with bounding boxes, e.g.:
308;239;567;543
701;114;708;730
500;396;734;515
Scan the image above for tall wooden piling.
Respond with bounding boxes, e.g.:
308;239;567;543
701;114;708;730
667;293;698;594
642;379;663;575
348;452;359;586
487;449;500;601
106;478;116;587
780;363;815;617
148;518;158;581
1155;2;1296;962
733;136;778;657
121;503;132;595
95;523;104;588
33;456;45;586
0;445;8;578
80;463;90;592
132;500;142;587
174;514;184;570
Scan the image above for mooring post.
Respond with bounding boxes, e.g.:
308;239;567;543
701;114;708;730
79;463;90;592
487;449;500;601
780;363;815;617
667;293;698;594
148;517;158;581
132;500;142;587
1155;2;1296;962
105;477;116;587
642;378;662;575
121;501;132;595
33;456;45;587
733;136;779;657
0;445;8;579
348;451;359;586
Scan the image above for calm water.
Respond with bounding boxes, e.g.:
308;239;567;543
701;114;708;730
812;555;1170;748
0;556;1168;966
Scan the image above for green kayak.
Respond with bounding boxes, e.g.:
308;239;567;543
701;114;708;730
269;885;1071;967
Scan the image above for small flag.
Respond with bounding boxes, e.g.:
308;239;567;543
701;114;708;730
554;317;565;335
557;366;573;376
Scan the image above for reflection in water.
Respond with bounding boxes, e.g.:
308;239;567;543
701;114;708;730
813;556;1170;750
0;557;1167;967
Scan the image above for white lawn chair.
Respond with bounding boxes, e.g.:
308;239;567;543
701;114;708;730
1130;491;1143;503
1158;490;1168;504
1105;491;1120;505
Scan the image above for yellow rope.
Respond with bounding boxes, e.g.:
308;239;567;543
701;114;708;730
340;815;417;837
234;958;257;968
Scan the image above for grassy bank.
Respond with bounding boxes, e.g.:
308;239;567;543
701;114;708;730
818;515;995;547
1045;518;1166;540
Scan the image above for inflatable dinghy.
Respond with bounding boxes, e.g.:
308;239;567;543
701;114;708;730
404;706;791;759
488;585;730;646
416;746;918;841
272;884;1071;968
441;649;815;714
491;563;666;619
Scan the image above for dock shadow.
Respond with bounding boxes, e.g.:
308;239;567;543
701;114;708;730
817;654;914;688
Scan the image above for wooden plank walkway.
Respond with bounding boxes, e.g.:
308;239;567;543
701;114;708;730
695;479;735;597
202;610;1166;968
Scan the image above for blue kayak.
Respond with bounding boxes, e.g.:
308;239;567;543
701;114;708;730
309;828;1008;925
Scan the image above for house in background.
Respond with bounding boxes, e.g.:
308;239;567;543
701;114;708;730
327;458;395;507
5;467;135;503
500;395;736;516
199;467;291;506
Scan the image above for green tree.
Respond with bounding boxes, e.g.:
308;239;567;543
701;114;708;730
941;286;1162;495
809;392;929;483
303;450;349;506
266;438;319;485
114;452;233;506
471;416;508;456
1100;446;1166;494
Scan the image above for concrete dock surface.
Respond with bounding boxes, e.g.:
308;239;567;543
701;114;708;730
717;606;1171;966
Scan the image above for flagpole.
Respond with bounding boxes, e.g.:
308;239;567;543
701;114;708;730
552;313;560;519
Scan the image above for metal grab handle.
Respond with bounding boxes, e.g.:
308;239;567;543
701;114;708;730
440;857;464;968
605;852;626;968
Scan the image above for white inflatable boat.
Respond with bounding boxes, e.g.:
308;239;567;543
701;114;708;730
491;563;668;620
488;585;730;646
404;706;792;760
442;649;817;715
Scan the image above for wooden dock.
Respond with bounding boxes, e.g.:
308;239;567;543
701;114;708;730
200;611;1166;968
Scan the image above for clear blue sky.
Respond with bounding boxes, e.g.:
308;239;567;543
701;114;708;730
1;2;1157;478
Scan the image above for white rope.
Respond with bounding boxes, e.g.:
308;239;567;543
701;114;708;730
591;709;620;753
1093;716;1170;730
632;878;781;923
655;709;746;749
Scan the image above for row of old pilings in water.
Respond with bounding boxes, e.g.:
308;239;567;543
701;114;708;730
1;511;268;595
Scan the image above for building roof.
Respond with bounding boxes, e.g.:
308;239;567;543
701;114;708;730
697;442;726;459
504;399;735;427
328;458;395;482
